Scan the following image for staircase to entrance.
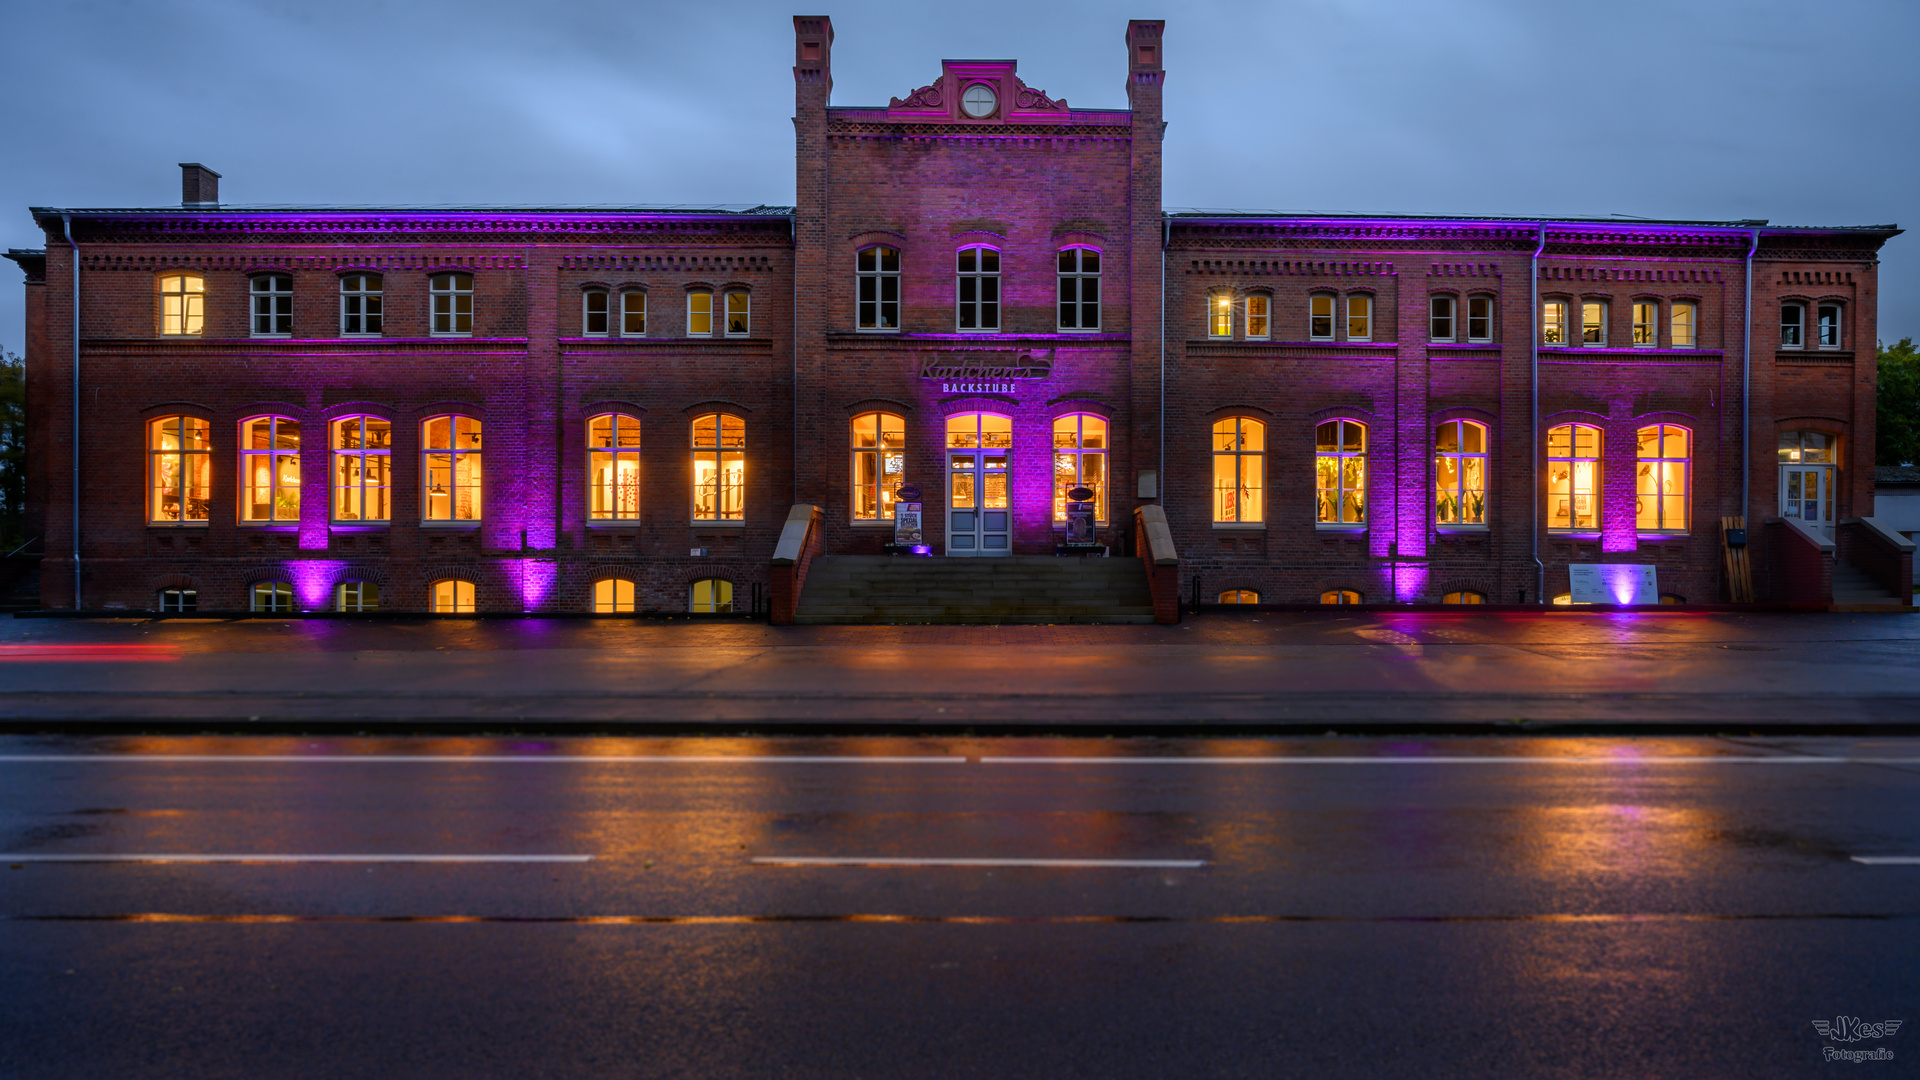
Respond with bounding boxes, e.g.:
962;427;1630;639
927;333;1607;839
1832;559;1906;608
793;555;1157;624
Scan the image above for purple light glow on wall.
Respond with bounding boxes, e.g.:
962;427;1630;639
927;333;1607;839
518;559;558;611
1599;563;1645;605
288;561;346;610
1392;563;1429;604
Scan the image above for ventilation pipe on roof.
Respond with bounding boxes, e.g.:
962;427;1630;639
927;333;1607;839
62;214;79;609
1530;224;1546;604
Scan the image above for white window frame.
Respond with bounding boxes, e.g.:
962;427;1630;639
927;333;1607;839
421;414;483;523
1211;417;1265;525
1635;424;1691;534
430;579;476;613
1208;292;1233;339
1309;293;1335;341
1467;296;1494;342
340;273;382;336
1057;247;1100;332
582;289;610;336
850;411;906;523
1542;300;1568;345
687;289;713;337
691;413;746;523
1546;423;1603;532
620;290;647;337
1316;419;1368;527
250;274;293;337
856;246;900;332
429;272;473;337
250;581;294;612
587;413;642;523
330;415;392;524
1670;301;1696;348
1345;295;1372;342
159;273;205;336
1781;302;1804;348
723;289;751;337
1434;419;1489;528
239;415;301;524
1631;300;1658;347
1580;300;1607;346
149;415;212;525
336;581;379;612
1817;303;1842;349
1429;295;1455;342
1050;414;1109;525
956;246;1000;332
593;578;636;613
1245;293;1270;340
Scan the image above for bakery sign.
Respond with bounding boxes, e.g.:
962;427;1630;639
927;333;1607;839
921;351;1053;394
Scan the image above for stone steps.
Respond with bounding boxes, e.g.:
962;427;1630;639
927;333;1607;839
1832;560;1902;605
795;555;1157;624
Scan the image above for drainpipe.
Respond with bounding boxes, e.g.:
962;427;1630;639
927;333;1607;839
1159;215;1167;510
63;214;80;610
1742;228;1759;529
1530;224;1545;603
791;213;798;505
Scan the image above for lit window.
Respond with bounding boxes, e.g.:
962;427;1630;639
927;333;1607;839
1670;302;1696;348
1636;424;1690;532
621;291;647;336
250;582;293;612
331;416;391;523
1581;300;1606;345
1430;296;1455;342
251;274;292;336
1468;296;1494;342
240;416;301;523
857;246;900;330
1818;304;1841;348
1057;248;1100;331
422;415;483;522
1780;303;1804;348
1442;591;1485;604
691;578;733;613
1310;294;1335;340
341;273;383;335
1208;292;1233;338
1316;420;1367;526
956;247;1000;331
588;414;642;522
1779;430;1835;526
1346;295;1372;341
430;579;475;613
1546;423;1602;531
1552;592;1574;605
688;289;713;336
1211;417;1265;524
1434;419;1487;526
336;581;379;612
1051;414;1108;524
1320;589;1363;605
851;412;906;522
1245;294;1270;339
1218;589;1260;604
160;274;205;336
583;289;610;336
430;273;473;336
1778;430;1833;464
149;416;211;524
1542;300;1568;344
724;290;750;336
692;413;746;521
158;588;197;613
1632;301;1657;346
1660;593;1685;605
594;578;636;613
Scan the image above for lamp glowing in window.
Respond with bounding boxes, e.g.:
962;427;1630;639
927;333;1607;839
1546;423;1601;530
160;274;205;336
149;416;211;524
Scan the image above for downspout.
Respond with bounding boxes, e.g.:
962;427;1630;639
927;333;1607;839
1742;228;1759;529
63;214;80;610
1530;224;1545;604
791;213;798;505
1159;215;1167;509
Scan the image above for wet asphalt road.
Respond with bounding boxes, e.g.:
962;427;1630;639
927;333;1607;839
2;734;1917;1078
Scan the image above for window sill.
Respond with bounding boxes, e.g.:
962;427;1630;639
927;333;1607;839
1212;522;1267;531
854;328;901;334
239;523;300;531
586;520;642;529
429;333;474;339
147;522;210;529
691;519;746;529
420;521;482;530
1436;525;1489;535
1548;530;1602;540
1636;530;1691;541
1316;524;1367;533
329;522;390;531
1056;328;1102;335
851;520;896;529
249;334;292;340
341;333;383;339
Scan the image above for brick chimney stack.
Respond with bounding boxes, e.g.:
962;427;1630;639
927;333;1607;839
180;163;221;207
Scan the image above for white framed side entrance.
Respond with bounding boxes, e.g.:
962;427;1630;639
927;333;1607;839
946;412;1011;555
1778;430;1836;537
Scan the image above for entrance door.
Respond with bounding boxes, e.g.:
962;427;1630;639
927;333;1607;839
946;413;1012;555
1780;465;1833;534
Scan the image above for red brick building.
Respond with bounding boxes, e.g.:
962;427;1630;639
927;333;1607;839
4;16;1906;614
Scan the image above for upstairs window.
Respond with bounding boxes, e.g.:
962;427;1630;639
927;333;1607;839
621;291;647;336
1310;294;1335;340
1051;414;1108;524
1636;424;1690;533
1581;300;1607;345
331;416;391;523
1316;420;1367;526
240;416;301;523
724;289;750;336
1245;294;1270;339
1208;292;1233;338
692;414;746;521
149;416;211;524
1467;296;1494;342
251;274;292;336
422;415;483;522
583;289;610;336
430;272;473;336
856;246;900;330
1632;301;1658;346
1346;296;1372;341
1781;303;1804;348
688;289;713;336
1057;248;1100;331
341;273;383;335
1547;423;1602;531
851;412;906;522
588;414;642;522
1434;420;1487;527
160;274;205;336
956;246;1000;331
1818;303;1842;348
1542;300;1568;344
1430;296;1455;342
1670;301;1696;348
1211;417;1265;524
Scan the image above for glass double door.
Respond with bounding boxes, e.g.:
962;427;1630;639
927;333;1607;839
1780;465;1833;534
947;413;1011;555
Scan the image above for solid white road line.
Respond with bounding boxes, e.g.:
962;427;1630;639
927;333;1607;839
751;856;1207;869
979;756;1920;765
1851;856;1920;866
0;755;964;764
0;854;594;864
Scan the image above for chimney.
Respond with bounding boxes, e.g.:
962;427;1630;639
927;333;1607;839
180;163;221;207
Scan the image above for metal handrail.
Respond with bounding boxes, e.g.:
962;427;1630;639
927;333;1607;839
2;535;39;560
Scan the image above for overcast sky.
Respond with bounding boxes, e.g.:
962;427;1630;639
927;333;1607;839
3;0;1916;353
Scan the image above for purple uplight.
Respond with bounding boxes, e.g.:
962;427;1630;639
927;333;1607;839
518;559;559;611
288;561;346;610
1394;564;1430;603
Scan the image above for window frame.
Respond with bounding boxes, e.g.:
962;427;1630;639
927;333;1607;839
1207;291;1234;339
1316;419;1368;527
1546;422;1603;532
850;411;907;524
691;413;746;523
159;273;205;337
1434;419;1489;529
1631;300;1658;348
1781;302;1805;349
340;273;383;336
149;415;212;526
421;414;483;523
1442;591;1486;605
587;413;642;523
158;588;197;613
690;578;734;613
429;579;476;613
1670;301;1696;348
1210;416;1266;525
1056;246;1101;332
1309;293;1336;341
593;578;637;613
620;290;647;337
429;272;474;337
687;288;713;337
1635;423;1691;534
1051;413;1109;525
330;415;392;524
723;289;751;337
955;245;1001;332
1217;589;1261;604
1817;303;1842;349
582;289;610;337
1345;295;1372;342
1467;296;1495;343
1541;300;1568;345
250;274;293;338
1320;589;1363;605
1429;295;1455;343
855;245;901;332
1245;292;1271;340
239;415;302;524
250;581;294;613
336;581;379;612
1580;299;1607;346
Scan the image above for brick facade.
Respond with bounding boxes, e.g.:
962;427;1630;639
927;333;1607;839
4;16;1901;612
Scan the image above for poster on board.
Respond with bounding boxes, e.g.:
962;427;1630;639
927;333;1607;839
1568;563;1658;605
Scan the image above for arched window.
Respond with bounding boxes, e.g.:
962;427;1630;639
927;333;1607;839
588;414;641;521
690;579;733;613
621;290;646;336
1052;414;1108;524
422;415;483;522
1442;590;1485;604
692;414;745;521
594;579;636;613
240;416;301;523
687;289;713;336
1316;420;1367;525
956;246;999;331
250;582;294;613
1211;417;1265;524
331;416;391;523
582;289;610;336
159;274;205;336
1245;293;1270;339
336;581;379;612
1208;292;1233;338
851;412;906;521
1058;248;1100;331
430;579;475;613
1547;423;1601;530
341;273;383;335
1218;589;1260;604
856;246;900;330
251;274;292;337
724;289;750;336
1320;589;1363;605
1434;420;1487;526
158;588;197;613
1636;424;1690;532
429;272;473;336
149;416;211;524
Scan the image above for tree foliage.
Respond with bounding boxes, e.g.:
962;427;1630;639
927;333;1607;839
1879;338;1920;467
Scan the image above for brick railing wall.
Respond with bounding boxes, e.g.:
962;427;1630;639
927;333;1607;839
1762;517;1833;605
1838;517;1915;602
769;504;825;625
1133;504;1180;625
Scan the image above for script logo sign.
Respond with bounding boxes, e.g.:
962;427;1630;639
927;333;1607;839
1813;1018;1903;1043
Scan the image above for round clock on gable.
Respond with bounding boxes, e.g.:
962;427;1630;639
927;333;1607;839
960;84;997;118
